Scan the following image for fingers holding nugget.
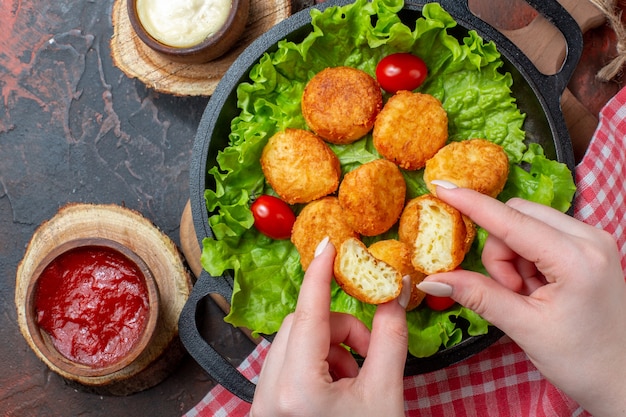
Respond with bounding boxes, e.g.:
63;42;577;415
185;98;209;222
333;238;402;305
399;194;472;275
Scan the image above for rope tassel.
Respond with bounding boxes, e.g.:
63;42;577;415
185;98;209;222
588;0;626;81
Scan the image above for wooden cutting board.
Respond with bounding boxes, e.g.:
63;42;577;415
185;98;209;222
17;203;194;394
180;201;261;343
470;0;605;161
178;1;606;335
110;0;291;96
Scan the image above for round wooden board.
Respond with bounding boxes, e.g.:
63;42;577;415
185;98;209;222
15;203;193;390
110;0;292;96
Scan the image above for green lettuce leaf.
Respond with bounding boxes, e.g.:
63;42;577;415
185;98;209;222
200;0;575;358
500;143;577;212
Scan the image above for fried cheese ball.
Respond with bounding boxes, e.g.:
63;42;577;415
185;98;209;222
424;138;510;198
373;91;448;170
338;159;406;236
301;66;383;144
334;237;402;305
260;129;341;204
291;197;359;270
368;239;426;311
398;194;474;275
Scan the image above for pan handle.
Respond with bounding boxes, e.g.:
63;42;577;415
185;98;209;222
431;0;583;95
178;271;256;403
517;0;583;91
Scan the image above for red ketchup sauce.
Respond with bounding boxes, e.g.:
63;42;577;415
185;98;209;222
34;246;150;368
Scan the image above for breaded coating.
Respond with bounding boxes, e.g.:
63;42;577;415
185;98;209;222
368;239;426;311
462;214;477;254
373;91;448;170
398;194;469;275
261;129;341;204
334;237;402;305
424;138;510;198
291;197;359;270
302;66;383;144
397;196;421;245
338;159;406;236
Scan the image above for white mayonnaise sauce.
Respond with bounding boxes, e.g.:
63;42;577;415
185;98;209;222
136;0;232;48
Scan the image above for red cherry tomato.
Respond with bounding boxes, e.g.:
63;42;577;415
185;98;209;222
250;195;296;240
375;53;428;94
425;294;456;311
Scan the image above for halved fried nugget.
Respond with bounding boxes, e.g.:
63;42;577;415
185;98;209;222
302;66;383;144
334;237;402;304
399;197;476;262
338;159;406;236
373;91;448;170
398;194;469;275
291;197;359;270
424;138;510;198
261;129;341;204
368;239;426;311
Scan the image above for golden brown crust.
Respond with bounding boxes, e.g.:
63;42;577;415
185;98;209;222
424;138;510;198
333;237;402;304
373;91;448;170
291;197;359;270
462;214;477;254
405;273;428;311
302;66;383;144
398;196;420;245
368;239;426;311
367;239;414;276
338;159;406;236
260;129;341;204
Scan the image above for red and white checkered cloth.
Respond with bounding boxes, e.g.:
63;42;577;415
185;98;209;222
184;87;626;417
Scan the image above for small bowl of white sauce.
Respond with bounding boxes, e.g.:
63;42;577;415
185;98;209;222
128;0;250;63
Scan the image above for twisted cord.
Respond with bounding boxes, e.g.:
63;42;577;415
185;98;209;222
588;0;626;81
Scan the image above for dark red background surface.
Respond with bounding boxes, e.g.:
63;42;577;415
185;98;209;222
1;0;623;415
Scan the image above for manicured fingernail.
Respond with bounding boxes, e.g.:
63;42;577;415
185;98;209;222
417;281;453;297
431;180;458;190
314;236;330;258
398;275;412;309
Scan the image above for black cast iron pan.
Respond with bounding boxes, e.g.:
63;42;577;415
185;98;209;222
179;0;582;403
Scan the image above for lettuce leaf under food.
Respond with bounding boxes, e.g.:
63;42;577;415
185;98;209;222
500;144;577;212
200;0;575;357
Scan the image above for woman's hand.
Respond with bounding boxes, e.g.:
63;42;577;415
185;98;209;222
250;237;410;417
420;183;626;417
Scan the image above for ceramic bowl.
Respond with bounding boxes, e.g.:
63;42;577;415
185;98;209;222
127;0;250;64
24;238;160;378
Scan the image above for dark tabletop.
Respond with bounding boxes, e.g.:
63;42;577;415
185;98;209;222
0;0;622;416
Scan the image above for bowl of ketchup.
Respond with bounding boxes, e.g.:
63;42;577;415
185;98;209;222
25;238;160;378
